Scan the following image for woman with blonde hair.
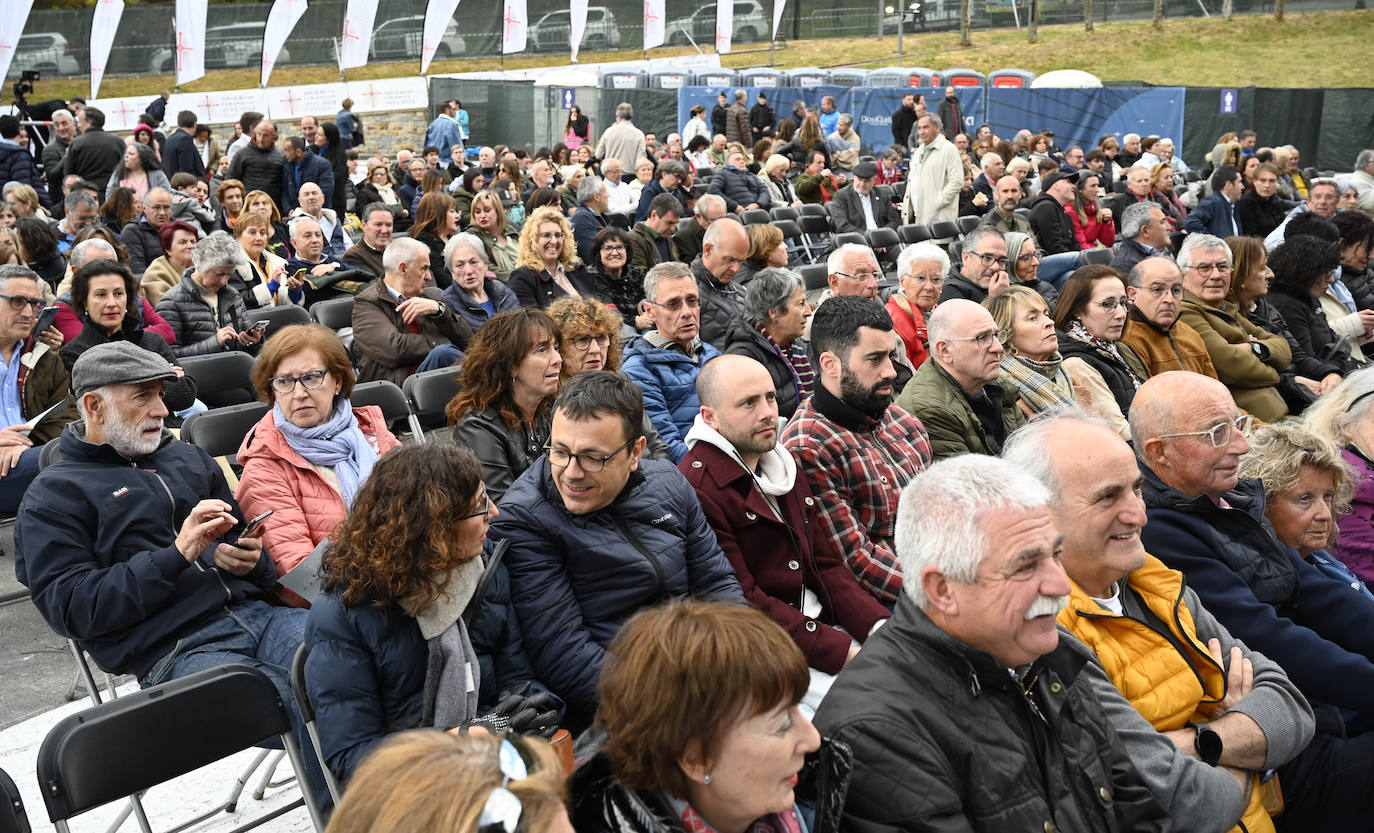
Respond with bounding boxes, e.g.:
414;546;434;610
356;163;405;225
985;284;1077;418
507;206;597;308
1149;163;1187;231
232;211;295;308
1305;367;1374;586
324;730;572;833
737;223;788;284
241;188;291;256
466;189;519;282
4;184;48;221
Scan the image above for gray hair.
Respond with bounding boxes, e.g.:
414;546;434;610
1120;201;1157;241
615;102;634;121
52;108;73;124
70;238;116;270
1176;233;1231;270
742;267;803;326
837;114;853;129
962;225;1004;254
643;261;692;305
192;230;246;272
1001;408;1111;502
358;201;393;224
443;231;488;271
0;264;39;295
694;193;726;218
980;152;1003;172
1355;149;1374;170
287;214;321;241
895;454;1052;609
897;241;949;278
827;242;877;276
382;237;429;274
76;386;111;422
576;175;605;204
63;190;98;214
734;90;746;102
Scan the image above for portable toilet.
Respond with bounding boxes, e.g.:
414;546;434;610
651;72;690;90
988;68;1036;88
942;68;986;87
740;68;786;88
866;66;928;88
693;69;739;87
785;67;832;87
830;68;871;87
600;70;647;90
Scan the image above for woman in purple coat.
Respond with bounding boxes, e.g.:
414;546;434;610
1305;366;1374;587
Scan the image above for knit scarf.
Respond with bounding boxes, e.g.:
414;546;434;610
753;322;813;407
998;352;1076;414
273;396;378;509
418;554;486;729
1064;320;1143;391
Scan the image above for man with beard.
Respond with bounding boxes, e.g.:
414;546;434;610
781;296;932;604
982;174;1032;235
679;355;891;709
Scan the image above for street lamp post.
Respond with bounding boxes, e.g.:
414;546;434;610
885;2;920;65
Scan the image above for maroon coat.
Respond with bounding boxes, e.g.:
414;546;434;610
679;441;890;673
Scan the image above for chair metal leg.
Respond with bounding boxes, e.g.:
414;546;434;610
251;751;294;800
280;732;327;832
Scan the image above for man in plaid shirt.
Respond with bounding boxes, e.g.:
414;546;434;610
782;296;932;603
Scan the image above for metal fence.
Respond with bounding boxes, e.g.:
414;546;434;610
5;0;1356;86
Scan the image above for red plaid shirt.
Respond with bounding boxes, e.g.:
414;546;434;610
781;387;931;603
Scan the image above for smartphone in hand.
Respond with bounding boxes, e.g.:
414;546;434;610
234;509;274;545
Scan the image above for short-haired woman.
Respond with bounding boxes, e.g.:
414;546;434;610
440;232;520;332
736;223;788;285
139;220;199;305
723;267;813;420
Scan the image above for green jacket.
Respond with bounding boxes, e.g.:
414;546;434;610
896;359;1026;460
626;222;680;271
17;341;78;445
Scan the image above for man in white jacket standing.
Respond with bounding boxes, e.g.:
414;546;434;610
902;114;964;227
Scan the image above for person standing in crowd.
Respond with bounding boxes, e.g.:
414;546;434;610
902;115;962;227
228;121;285;212
593;104;647;178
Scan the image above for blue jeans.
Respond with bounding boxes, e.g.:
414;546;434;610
1040;252;1083;290
0;445;42;514
417;344;464;373
140;601;329;809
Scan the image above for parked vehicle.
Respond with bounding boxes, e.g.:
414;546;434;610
9;33;81;79
528;6;621;52
149;22;291;74
370;14;467;62
665;1;771;46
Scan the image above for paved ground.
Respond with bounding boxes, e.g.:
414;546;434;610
0;525;82;732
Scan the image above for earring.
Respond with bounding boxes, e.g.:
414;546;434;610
703;774;712;785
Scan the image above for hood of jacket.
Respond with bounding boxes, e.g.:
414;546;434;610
683;413;796;496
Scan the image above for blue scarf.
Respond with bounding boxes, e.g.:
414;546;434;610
273;396;377;509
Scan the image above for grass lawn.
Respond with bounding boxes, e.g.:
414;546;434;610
42;8;1372;101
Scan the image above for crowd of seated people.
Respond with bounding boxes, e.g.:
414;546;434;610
11;97;1374;833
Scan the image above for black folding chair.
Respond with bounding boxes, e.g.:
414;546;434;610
929;220;960;241
178;352;256;402
181;401;272;462
243;305;311;342
769;206;800;223
799;263;830;305
0;767;30;833
740;208;771;226
605;212;633;230
37;665;325;833
308;297;354;331
290;645;342;805
832;232;866;250
350;380;414;440
773;218;810;263
1081;248;1115;265
898;224;932;246
402;366;464;441
957;215;980;235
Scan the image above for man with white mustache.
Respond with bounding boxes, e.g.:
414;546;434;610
815;454;1175;832
1006;411;1313;833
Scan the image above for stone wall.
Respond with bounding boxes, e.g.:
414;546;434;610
348;108;431;158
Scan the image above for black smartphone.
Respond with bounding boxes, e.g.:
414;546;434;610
33;305;59;336
236;509;274;543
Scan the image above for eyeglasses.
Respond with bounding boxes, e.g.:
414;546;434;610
477;737;536;833
537;231;565;240
1190;261;1232;276
948;330;1001;349
1091;297;1131;313
835;270;882;283
1157;414;1254;448
459;492;493;521
268;369;329;395
600;244;627;253
905;271;943;284
571;333;611;351
967;251;1009;269
0;294;44;312
1142;284;1185;299
646;296;700;312
1016;250;1044;264
547;436;635;473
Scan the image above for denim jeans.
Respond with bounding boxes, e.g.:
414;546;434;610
0;445;43;515
1040;252;1084;290
140;601;329;809
417;344;464;373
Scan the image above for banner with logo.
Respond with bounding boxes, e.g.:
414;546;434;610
0;0;34;88
261;0;308;87
643;0;665;49
339;0;379;69
501;0;527;54
421;0;461;74
89;0;124;100
772;0;786;39
569;0;587;61
714;0;733;54
173;0;207;85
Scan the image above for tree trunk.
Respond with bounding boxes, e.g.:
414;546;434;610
1152;0;1163;29
1274;0;1284;20
960;0;972;45
1029;0;1039;41
1084;0;1095;31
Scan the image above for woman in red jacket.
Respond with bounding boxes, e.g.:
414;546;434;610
885;241;948;370
1066;172;1115;250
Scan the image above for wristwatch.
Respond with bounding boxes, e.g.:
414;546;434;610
1192;722;1223;766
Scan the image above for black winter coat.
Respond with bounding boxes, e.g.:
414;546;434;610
61;318;198;411
707;166;771;213
0;143;48;206
120;219;164;275
1266;285;1361;376
721;318;807;420
1057;332;1148;415
1029;193;1078;255
154;268;257;358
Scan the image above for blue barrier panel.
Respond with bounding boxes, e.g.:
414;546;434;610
985;87;1186;155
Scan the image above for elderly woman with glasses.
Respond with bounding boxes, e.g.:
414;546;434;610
720;267;813;420
440;232;520;333
1177;233;1293;423
236;325;400;602
447;308;562;503
507;206;599;309
985;285;1079;418
887;242;946;370
1003;231;1059;310
1053;265;1150;440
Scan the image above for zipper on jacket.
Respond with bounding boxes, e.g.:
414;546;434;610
149;466;233;603
610;513;668;601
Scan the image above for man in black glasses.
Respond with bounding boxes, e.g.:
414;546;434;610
489;370;741;728
1136;370;1374;828
941;226;1010;304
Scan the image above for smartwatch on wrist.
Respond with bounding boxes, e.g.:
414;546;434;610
1191;722;1223;766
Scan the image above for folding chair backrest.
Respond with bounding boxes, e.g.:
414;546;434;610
833;232;866;249
181;401;272;461
290;645;342;804
605;212;632;230
929;220;960;241
179;352;256;398
244;305;312;342
770;206;800;223
799;263;830;293
740;209;771;226
898;224;932;246
1081;247;1115;265
866;227;900;252
350;380;413;432
309;297;355;332
37;665;293;826
0;767;30;833
402;367;464;439
956;216;980;235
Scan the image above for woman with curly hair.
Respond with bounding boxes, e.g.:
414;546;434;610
448;308;563;502
306;443;561;791
324;730;572;833
1265;234;1365;370
506;206;598;308
99;186;139;230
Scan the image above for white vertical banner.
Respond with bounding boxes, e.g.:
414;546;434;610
0;0;34;87
714;0;733;54
339;0;379;69
500;0;526;54
771;0;786;39
568;0;587;61
261;0;307;87
643;0;664;50
420;0;461;74
89;0;124;100
173;0;207;85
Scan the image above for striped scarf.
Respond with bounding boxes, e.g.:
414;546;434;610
998;352;1077;415
754;322;814;404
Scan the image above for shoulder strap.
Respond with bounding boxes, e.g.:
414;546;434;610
462;538;510;627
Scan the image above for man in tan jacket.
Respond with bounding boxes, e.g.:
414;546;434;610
593;103;647;177
1120;257;1218;378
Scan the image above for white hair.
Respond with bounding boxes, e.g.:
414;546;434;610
827;242;876;276
382;237;429;274
1176;233;1231;270
897;241;949;278
1001;408;1111;502
896;454;1052;609
444;232;488;270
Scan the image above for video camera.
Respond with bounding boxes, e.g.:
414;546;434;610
12;70;39;118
